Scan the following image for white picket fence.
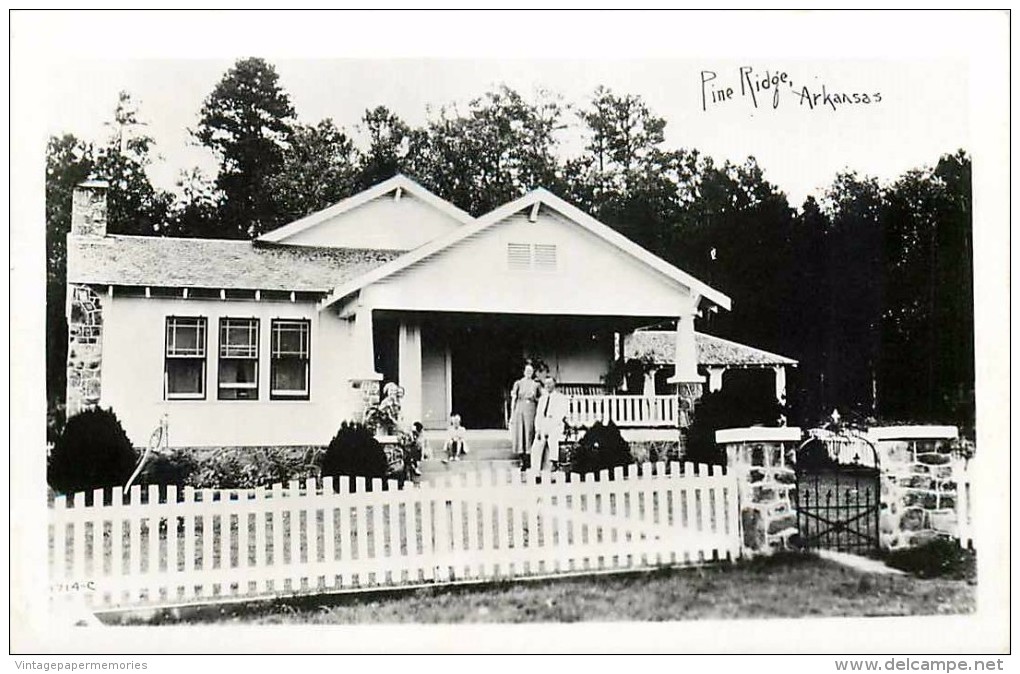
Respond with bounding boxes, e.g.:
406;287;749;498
49;463;740;611
568;394;682;428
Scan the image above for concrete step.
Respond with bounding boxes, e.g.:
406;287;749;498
417;457;520;478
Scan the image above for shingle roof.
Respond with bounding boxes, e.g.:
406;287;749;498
625;330;798;367
67;235;405;292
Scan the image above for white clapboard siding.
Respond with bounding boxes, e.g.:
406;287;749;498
48;463;740;611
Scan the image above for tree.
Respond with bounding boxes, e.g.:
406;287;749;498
194;57;295;238
94;91;171;236
881;151;973;429
353;106;420;193
413;87;565;215
264;118;359;224
163;167;222;238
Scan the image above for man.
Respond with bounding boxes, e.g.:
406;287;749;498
530;376;570;473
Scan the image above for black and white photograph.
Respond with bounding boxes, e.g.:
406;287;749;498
9;9;1010;660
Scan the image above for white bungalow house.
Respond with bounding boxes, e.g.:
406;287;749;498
65;175;793;448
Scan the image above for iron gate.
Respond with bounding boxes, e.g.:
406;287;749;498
793;431;881;554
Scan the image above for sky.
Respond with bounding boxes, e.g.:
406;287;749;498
39;56;968;208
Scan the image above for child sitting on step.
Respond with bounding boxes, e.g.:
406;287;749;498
442;414;469;463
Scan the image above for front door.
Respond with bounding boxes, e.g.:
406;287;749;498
421;324;449;430
451;324;520;429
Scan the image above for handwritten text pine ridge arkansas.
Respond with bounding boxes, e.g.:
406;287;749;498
701;67;883;112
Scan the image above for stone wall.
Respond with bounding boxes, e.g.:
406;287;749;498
873;435;970;550
347;378;381;424
66;284;104;417
717;428;801;555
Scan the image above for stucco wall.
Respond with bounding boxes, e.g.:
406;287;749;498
100;294;357;447
366;208;695;317
279;191;463;250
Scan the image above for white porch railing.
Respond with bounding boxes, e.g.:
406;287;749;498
568;394;682;428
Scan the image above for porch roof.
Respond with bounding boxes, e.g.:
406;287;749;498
66;234;403;292
625;330;798;368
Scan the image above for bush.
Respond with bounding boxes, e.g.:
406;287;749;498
48;407;138;495
571;421;632;475
884;538;976;580
684;387;785;466
321;422;389;482
185;447;321;490
137;448;198;488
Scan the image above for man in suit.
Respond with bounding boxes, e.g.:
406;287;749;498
530;376;570;474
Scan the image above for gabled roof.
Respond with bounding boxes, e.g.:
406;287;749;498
257;174;475;244
625;330;798;367
319;188;732;310
67;234;403;292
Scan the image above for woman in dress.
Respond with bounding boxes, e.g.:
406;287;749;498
509;362;541;460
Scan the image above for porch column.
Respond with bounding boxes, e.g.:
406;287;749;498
398;320;423;424
707;366;725;393
350;303;382;381
666;296;704;386
643;367;658;396
773;365;787;405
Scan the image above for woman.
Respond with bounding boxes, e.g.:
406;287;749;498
509;362;541;461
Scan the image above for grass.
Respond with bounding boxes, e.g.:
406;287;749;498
107;552;975;625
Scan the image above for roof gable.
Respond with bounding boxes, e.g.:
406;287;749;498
258;174;474;250
320;188;731;310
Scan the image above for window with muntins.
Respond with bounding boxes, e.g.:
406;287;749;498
165;316;207;399
271;319;310;400
218;318;259;400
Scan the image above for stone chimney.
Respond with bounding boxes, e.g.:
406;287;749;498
71;180;109;237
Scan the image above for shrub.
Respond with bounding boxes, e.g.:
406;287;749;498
48;407;138;495
884;538;976;580
684;387;785;466
571;421;632;475
185;447;321;489
137;448;198;488
321;422;389;482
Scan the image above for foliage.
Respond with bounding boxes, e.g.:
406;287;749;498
884;539;976;580
48;407;139;495
183;447;320;489
193;57;295;237
264;119;359;225
684;387;785;466
321;422;389;481
571;421;633;475
95;91;172;236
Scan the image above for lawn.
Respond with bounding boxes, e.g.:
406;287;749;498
107;552;975;625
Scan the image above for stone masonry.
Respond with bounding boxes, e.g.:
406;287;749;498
716;427;801;555
869;427;970;550
66;284;104;416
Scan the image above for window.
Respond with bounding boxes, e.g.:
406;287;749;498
271;319;310;400
507;243;558;271
165;317;207;399
218;318;259;400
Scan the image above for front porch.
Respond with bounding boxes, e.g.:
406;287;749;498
369;310;690;432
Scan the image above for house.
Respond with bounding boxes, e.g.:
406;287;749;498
64;175;793;448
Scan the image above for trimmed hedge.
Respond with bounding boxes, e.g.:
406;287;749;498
321;422;389;481
48;407;138;495
571;421;632;475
